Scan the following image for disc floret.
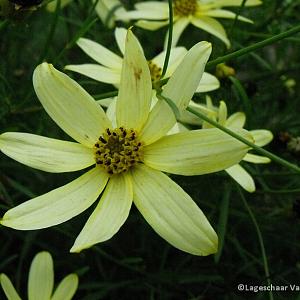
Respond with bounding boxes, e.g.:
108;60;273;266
148;60;162;82
173;0;197;17
94;127;143;174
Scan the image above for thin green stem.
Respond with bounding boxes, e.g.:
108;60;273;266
238;187;274;300
206;24;300;69
104;3;122;27
94;90;118;100
228;0;247;37
38;0;61;63
161;0;173;78
186;106;300;173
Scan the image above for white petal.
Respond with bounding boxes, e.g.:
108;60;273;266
251;130;273;147
115;27;127;55
191;16;230;48
209;0;262;7
106;98;117;128
144;128;253;175
76;38;123;69
135;1;169;11
1;168;109;230
196;72;220;92
116;6;168;20
202;9;253;23
28;252;54;300
135;20;169;30
152;47;187;74
65;64;121;84
70;173;132;253
225;164;255;192
218;101;228;126
51;274;78;300
116;30;152;131
140;42;212;145
33;63;111;148
131;164;218;255
0;132;94;173
243;153;271;164
225;112;246;128
0;274;21;300
165;18;190;48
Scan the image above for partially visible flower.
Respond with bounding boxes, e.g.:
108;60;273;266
0;251;78;300
65;27;220;93
47;0;127;28
116;0;262;48
179;98;273;192
0;30;252;255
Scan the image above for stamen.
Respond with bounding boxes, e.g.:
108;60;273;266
94;127;143;175
173;0;197;17
148;60;162;82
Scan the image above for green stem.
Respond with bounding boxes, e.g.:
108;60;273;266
104;3;122;27
38;0;61;63
94;90;118;100
161;0;173;79
238;187;274;300
186;106;300;173
206;24;300;69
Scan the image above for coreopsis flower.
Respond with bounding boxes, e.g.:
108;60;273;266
0;251;78;300
116;0;262;48
181;99;273;192
47;0;127;28
65;27;220;93
0;30;252;254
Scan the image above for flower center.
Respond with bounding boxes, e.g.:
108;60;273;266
173;0;197;16
148;60;162;82
94;127;143;174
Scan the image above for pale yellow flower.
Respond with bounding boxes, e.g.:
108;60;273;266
177;98;273;192
65;27;219;93
116;0;262;47
0;30;252;254
0;251;78;300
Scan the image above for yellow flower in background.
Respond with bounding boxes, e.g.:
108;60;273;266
65;27;219;92
0;30;253;255
116;0;262;48
0;251;78;300
47;0;127;28
177;98;273;192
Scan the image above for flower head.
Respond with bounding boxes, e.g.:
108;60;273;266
0;30;252;254
177;98;273;192
116;0;262;48
65;27;219;93
0;251;78;300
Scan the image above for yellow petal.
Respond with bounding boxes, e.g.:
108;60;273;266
195;72;220;93
251;129;273;147
0;132;94;173
65;64;121;84
202;9;253;23
144;128;253;175
51;274;78;300
1;168;108;230
243;153;271;164
0;274;21;300
140;41;212;145
225;164;255;192
135;20;169;30
70;173;132;253
76;38;123;69
218;101;228;126
28;252;54;300
165;17;189;48
115;27;127;55
191;16;230;48
225;112;246;128
116;29;152;131
33;63;111;148
131;164;218;255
